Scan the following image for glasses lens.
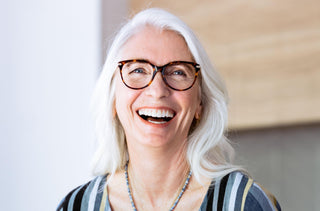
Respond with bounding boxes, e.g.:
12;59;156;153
164;63;197;90
121;61;153;89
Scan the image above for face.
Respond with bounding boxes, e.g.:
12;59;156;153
114;26;202;150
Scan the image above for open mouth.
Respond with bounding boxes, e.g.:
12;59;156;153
137;108;175;124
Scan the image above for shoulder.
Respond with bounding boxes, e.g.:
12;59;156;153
203;171;281;211
56;174;109;211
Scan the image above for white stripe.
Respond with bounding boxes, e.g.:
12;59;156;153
228;172;243;211
212;178;221;210
88;176;103;211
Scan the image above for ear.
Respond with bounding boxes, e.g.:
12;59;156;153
112;100;117;118
195;102;202;120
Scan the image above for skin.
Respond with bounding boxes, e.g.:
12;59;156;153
108;26;210;211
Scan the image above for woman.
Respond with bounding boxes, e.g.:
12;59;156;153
57;8;281;211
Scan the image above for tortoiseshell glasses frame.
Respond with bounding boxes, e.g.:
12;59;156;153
118;59;200;91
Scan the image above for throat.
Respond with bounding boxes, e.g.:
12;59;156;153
125;162;192;211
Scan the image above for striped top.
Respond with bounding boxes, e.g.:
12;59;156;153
57;171;281;211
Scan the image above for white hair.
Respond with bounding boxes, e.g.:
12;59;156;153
91;8;242;183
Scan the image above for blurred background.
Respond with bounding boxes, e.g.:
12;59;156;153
1;0;319;210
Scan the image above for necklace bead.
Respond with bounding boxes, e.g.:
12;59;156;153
125;162;192;211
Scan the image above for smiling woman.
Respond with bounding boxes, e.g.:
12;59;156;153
57;8;281;211
115;27;202;150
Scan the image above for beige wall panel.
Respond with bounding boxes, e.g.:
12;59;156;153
130;0;320;129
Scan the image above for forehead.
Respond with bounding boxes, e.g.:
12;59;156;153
118;26;194;65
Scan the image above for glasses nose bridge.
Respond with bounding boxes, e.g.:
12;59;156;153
151;64;166;79
148;63;168;88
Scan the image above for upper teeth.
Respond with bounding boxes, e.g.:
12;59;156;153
138;108;174;118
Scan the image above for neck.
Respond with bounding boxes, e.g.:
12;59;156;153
126;140;190;209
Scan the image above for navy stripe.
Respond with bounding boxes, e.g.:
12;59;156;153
275;200;281;211
205;181;215;211
244;192;264;211
73;181;91;211
248;183;276;211
217;173;230;211
234;175;249;210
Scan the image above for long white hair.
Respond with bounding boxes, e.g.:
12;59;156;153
91;8;241;183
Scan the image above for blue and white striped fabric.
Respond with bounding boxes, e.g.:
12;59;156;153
57;171;281;211
199;172;281;211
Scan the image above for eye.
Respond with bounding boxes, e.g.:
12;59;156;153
172;70;187;76
129;68;146;74
165;64;193;78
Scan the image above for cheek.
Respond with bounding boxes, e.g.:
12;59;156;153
114;77;140;117
185;87;201;110
114;77;129;117
115;82;132;130
182;89;202;123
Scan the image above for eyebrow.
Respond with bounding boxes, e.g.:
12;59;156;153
120;59;197;67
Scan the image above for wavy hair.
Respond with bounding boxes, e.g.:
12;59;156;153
91;8;241;183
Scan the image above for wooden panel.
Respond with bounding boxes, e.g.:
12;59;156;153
130;0;320;129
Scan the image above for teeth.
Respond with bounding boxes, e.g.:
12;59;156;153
148;120;167;124
138;108;174;118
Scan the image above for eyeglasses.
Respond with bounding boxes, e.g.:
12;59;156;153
118;59;200;91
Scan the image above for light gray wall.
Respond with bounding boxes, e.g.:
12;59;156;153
100;0;128;61
230;124;320;211
1;0;100;210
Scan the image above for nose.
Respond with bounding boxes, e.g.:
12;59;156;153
144;70;170;98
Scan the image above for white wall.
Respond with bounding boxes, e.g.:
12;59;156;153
1;0;100;210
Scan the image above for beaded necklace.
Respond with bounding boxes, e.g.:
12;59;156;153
125;162;192;211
